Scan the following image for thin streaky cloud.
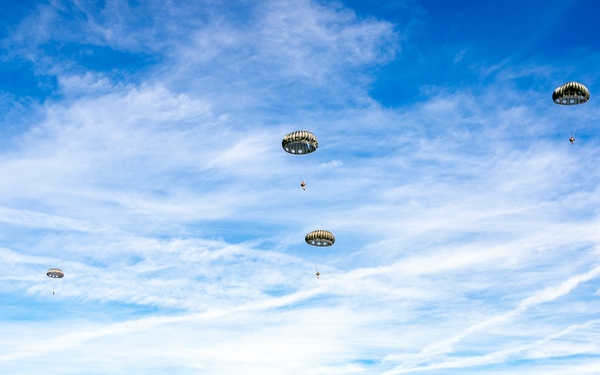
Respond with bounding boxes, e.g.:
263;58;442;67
1;0;600;373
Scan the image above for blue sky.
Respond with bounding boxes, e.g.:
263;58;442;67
1;0;600;373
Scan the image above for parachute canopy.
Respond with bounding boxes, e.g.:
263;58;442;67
46;268;64;278
552;81;590;105
305;230;335;247
282;130;318;155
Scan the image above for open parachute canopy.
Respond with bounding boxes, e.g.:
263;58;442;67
552;81;590;105
46;268;64;278
305;230;335;247
282;130;318;155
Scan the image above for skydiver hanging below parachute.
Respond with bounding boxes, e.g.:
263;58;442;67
47;268;64;295
306;230;335;279
282;130;318;190
552;81;590;145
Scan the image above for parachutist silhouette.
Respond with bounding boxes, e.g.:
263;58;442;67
300;180;306;190
569;136;575;145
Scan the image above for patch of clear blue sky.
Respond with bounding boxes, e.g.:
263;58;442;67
0;0;160;106
0;1;50;140
0;0;38;39
0;43;157;100
0;0;52;100
341;0;600;107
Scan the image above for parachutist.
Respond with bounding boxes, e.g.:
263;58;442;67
553;82;589;144
316;270;321;279
282;131;317;190
47;268;63;295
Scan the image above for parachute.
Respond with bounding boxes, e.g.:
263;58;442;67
47;268;64;278
282;130;318;155
552;82;590;144
552;82;590;105
305;230;335;247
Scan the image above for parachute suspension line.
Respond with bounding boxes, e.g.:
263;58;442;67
567;122;577;137
565;121;574;137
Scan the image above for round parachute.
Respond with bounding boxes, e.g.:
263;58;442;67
282;130;318;155
46;268;64;278
305;230;335;247
552;82;590;105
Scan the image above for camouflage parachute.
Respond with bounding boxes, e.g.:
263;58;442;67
282;130;318;155
552;81;590;105
46;268;64;278
305;230;335;247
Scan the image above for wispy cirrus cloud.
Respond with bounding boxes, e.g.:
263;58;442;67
1;0;600;374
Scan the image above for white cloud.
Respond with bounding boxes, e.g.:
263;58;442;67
1;1;600;374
